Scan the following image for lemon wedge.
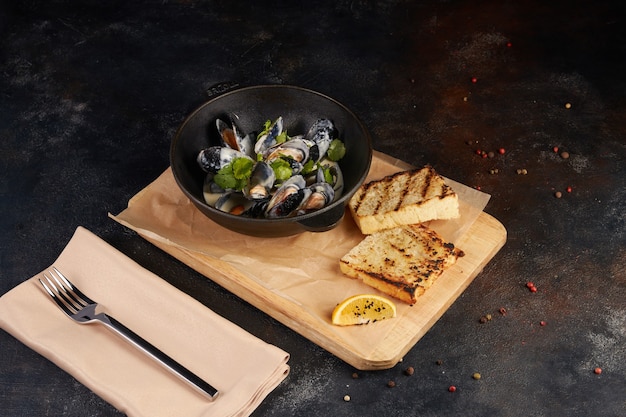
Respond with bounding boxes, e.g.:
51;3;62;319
331;294;397;326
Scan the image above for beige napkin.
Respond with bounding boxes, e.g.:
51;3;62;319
0;227;290;417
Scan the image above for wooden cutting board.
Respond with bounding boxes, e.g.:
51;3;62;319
135;210;505;370
112;151;507;370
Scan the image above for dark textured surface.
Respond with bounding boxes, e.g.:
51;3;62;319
1;1;625;416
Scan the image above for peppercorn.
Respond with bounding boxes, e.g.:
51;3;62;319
405;366;415;376
448;385;457;392
436;360;443;366
351;372;359;379
565;102;572;109
387;380;396;388
555;191;562;198
498;147;506;154
540;321;547;326
472;373;481;380
594;367;602;375
487;151;495;158
499;307;507;315
344;395;351;402
560;151;570;159
567;186;572;193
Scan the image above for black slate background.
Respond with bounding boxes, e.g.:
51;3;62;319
2;1;625;416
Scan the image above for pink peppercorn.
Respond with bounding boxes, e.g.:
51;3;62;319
448;385;457;392
471;77;478;83
594;367;602;375
498;148;506;155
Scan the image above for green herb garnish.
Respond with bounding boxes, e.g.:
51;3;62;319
213;157;254;190
327;139;346;161
270;158;293;181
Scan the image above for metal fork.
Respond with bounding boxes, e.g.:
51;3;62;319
39;267;219;401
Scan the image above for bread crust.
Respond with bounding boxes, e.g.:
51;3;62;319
340;224;464;304
348;166;459;234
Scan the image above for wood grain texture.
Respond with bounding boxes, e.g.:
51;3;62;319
139;210;506;370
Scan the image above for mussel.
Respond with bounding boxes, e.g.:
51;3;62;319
244;161;275;200
254;116;284;155
265;175;307;218
216;117;254;158
305;118;335;162
197;146;254;173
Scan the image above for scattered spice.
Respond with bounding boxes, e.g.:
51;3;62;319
594;367;602;375
560;151;570;159
448;385;457;392
344;395;351;402
526;282;538;292
506;41;512;47
567;186;573;193
498;147;506;155
487;151;495;158
555;191;563;198
565;102;572;109
404;366;415;376
471;77;478;83
516;168;528;175
387;380;396;388
472;373;481;380
530;286;538;293
553;146;559;153
499;307;507;315
540;320;547;326
436;360;443;366
351;372;359;379
489;168;499;175
479;314;493;323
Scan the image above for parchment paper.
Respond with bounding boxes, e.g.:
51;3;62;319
110;151;490;358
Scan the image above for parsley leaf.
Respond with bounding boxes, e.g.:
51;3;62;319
327;139;346;161
270;158;293;181
213;157;254;190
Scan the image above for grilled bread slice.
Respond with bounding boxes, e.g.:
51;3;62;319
339;224;464;305
348;166;459;235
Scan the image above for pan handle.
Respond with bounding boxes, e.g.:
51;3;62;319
296;204;346;233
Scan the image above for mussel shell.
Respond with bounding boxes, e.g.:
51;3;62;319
265;175;306;218
244;161;276;200
263;138;310;165
297;182;334;214
254;116;284;154
197;146;253;173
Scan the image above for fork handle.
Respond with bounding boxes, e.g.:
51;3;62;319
103;315;219;400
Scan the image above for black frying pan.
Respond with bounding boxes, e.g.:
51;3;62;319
170;85;373;237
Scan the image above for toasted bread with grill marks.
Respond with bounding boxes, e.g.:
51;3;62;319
339;224;464;305
348;166;459;235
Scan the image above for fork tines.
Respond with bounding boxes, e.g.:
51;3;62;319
39;267;92;316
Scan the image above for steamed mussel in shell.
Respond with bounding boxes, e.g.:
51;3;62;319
198;116;346;219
